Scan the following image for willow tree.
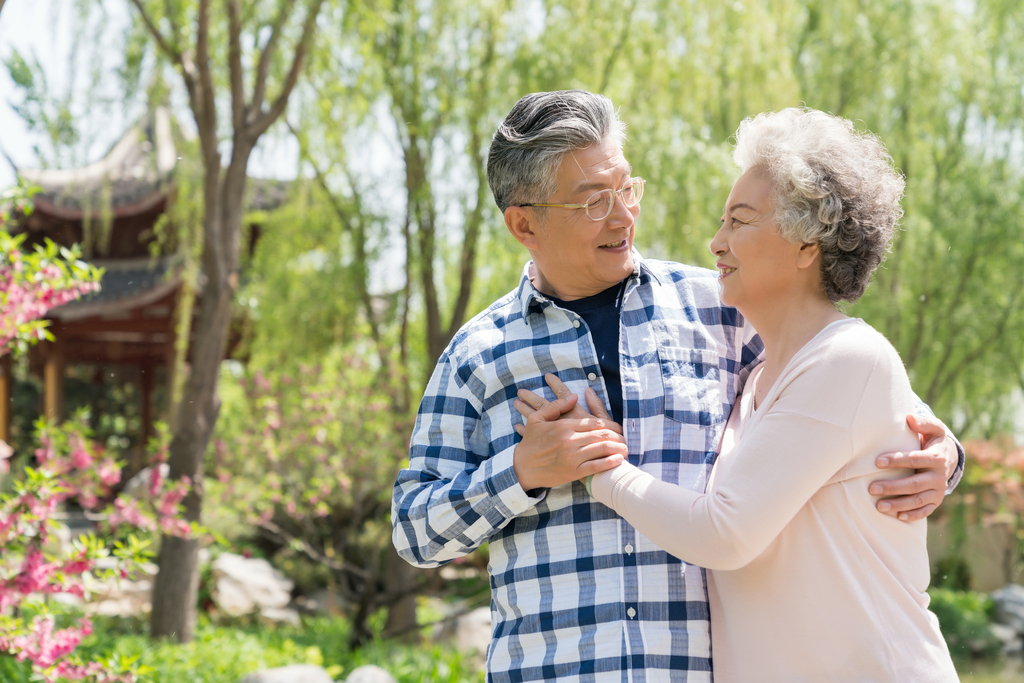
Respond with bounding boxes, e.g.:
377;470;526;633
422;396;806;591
780;0;1024;433
123;0;328;641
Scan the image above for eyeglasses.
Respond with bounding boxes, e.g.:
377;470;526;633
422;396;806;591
519;177;645;221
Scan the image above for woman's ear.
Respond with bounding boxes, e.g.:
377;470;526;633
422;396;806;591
505;206;541;249
796;242;820;269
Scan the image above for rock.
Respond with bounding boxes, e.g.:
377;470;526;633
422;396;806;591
238;664;334;683
990;622;1023;656
82;559;158;617
295;589;347;615
42;522;73;557
992;584;1024;634
211;553;293;619
344;665;398;683
455;606;492;656
259;606;301;627
123;464;169;501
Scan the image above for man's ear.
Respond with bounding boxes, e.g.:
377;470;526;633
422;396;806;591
796;241;820;270
505;206;541;249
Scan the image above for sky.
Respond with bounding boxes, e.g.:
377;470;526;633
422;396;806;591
0;0;298;188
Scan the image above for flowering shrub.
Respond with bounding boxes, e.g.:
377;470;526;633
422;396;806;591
0;418;193;682
0;230;101;355
210;351;414;644
1;183;102;355
0;191;184;681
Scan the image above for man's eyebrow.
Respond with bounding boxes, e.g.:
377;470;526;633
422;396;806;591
572;166;633;195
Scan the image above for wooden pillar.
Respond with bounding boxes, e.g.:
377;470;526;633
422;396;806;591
43;339;65;424
0;354;12;443
165;334;178;429
141;361;154;447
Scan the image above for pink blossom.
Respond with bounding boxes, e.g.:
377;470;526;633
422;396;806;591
160;516;192;538
14;550;56;595
148;464;164;497
96;458;121;486
11;615;89;669
0;439;12;474
69;437;92;469
108;497;155;532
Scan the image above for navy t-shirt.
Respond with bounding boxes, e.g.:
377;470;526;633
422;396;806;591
549;281;626;423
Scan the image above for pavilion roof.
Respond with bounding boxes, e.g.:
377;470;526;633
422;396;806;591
48;257;180;322
18;108;176;221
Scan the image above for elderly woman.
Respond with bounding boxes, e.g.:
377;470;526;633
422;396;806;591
520;109;958;681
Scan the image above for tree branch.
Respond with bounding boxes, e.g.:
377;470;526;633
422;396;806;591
286;121;392;372
227;0;246;133
598;0;638;93
257;518;371;580
446;18;497;342
195;0;217;158
251;0;293;117
162;0;183;56
248;0;325;138
128;0;184;67
381;594;490;641
129;0;201;164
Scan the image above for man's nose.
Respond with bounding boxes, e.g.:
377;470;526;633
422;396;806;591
608;190;636;225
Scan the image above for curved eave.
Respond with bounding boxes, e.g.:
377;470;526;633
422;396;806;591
49;274;181;323
30;188;171;221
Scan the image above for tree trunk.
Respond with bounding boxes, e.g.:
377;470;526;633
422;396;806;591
150;152;247;639
127;0;323;645
383;545;421;643
149;208;236;640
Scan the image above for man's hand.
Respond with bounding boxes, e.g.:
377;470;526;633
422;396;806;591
512;374;626;491
870;414;958;522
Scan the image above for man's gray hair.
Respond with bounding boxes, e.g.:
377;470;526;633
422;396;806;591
487;90;626;213
733;108;905;303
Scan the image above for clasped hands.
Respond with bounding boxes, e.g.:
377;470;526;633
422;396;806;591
511;375;625;493
513;373;958;522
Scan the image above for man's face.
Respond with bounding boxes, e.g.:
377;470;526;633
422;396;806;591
525;137;639;301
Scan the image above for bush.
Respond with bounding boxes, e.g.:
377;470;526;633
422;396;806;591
929;588;1002;661
208;351;419;645
0;616;484;683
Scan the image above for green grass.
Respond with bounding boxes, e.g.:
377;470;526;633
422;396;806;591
0;615;484;683
7;613;1021;683
959;660;1024;682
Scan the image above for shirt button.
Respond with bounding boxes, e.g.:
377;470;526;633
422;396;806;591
573;319;581;328
588;372;597;381
627;607;636;619
631;419;636;429
624;544;634;554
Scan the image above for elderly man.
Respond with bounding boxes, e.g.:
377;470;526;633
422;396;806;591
392;90;961;682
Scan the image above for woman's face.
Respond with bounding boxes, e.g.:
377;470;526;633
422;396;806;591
709;168;809;313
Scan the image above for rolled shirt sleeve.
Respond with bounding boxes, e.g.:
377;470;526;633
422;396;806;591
392;352;542;567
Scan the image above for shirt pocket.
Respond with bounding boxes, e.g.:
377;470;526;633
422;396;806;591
658;346;726;426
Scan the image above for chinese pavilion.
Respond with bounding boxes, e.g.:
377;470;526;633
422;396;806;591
1;107;286;453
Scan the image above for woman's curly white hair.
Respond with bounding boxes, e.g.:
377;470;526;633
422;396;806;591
732;108;905;303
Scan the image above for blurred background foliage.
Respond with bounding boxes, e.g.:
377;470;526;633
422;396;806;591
2;0;1024;672
7;0;1024;434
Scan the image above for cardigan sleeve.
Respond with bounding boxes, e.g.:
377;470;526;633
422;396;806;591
590;328;900;570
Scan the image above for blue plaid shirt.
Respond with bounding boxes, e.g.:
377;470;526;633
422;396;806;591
392;252;762;682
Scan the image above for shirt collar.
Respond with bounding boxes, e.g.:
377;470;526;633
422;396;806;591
516;249;659;320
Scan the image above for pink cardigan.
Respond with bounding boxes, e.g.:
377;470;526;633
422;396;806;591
590;319;958;682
